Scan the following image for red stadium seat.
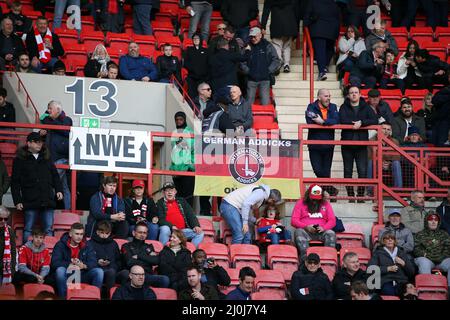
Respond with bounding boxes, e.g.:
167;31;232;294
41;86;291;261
219;218;232;245
198;243;230;268
54;27;80;48
266;244;299;282
198;218;216;243
306;247;338;281
409;27;435;46
381;295;400;300
220;268;240;295
404;89;429;113
11;212;24;231
80;31;106;53
252;104;276;117
109;286;119;299
144;240;164;253
254;269;286;298
106;33;132;52
436;27;450;45
371;224;385;248
53;212;81;233
229;244;262;270
339;247;372;271
67;284;101;300
415;274;448;300
0;284;16;299
251;291;284;300
151;287;178;300
389;27;408;43
23;284;55;300
44;236;59;254
186;241;197;253
336;223;365;248
419;41;447;61
159;0;179;15
114;239;128;250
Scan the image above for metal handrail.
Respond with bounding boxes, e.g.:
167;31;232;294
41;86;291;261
302;27;315;103
12;71;40;124
170;75;201;119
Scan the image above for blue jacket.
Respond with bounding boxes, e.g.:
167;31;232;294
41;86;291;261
51;232;97;271
119;55;158;81
226;286;251;300
87;192;125;237
305;100;339;150
40;111;73;161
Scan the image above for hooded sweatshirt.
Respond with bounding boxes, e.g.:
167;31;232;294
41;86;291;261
413;212;450;264
18;240;51;277
88;233;121;271
291;200;336;231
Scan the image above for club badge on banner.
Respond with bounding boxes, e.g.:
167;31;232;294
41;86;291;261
194;135;301;199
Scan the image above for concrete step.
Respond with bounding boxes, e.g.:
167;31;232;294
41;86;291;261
274;80;341;89
274;88;342;97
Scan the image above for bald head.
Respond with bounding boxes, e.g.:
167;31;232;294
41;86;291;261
318;89;331;107
129;265;145;288
230;86;242;103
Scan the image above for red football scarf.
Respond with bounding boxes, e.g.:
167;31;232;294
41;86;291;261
109;0;118;14
34;26;52;64
2;225;12;284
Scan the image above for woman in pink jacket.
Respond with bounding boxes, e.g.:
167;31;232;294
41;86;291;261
291;185;336;261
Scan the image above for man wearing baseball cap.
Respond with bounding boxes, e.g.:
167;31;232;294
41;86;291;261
378;208;414;259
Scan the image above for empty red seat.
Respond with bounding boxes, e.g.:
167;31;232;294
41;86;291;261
53;212;81;238
151;287;178;300
67;284;101;300
80;31;106;53
254;269;286;298
420;41;447;61
252;104;276;116
251;291;284;300
54;27;79;47
389;27;408;43
198;218;216;243
371;224;385;248
415;274;448;300
144;240;164;253
229;244;262;270
409;27;435;45
339;247;372;271
381;295;400;300
23;284;55;300
43;236;59;254
114;239;128;250
186;241;197;253
266;244;299;282
306;247;338;281
436;27;450;45
336;223;365;248
0;284;16;299
220;268;240;295
198;243;230;268
159;0;179;14
11;212;24;230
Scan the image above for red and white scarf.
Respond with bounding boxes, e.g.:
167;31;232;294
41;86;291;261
34;26;52;64
2;225;12;284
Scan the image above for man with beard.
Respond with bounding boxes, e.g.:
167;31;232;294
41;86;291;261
119;41;158;81
392;97;426;142
15;53;35;73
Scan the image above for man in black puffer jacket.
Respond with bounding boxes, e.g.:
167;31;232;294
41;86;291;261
112;265;157;300
333;251;368;300
290;253;334;300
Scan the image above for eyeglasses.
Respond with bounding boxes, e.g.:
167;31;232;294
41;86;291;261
130;273;145;277
306;260;319;265
0;217;8;221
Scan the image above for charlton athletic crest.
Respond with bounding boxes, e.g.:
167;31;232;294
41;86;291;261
229;148;265;184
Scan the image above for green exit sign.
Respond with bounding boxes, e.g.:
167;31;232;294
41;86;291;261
80;117;100;128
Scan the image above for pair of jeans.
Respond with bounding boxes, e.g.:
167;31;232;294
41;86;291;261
247;80;271;106
34;57;59;74
117;270;170;288
53;0;81;31
55;267;104;299
309;148;334;178
342;146;368;197
415;257;450;286
55;158;71;210
133;4;152;35
158;225;205;248
219;200;251;244
23;208;54;243
312;38;335;74
129;222;159;240
188;2;213;42
367;159;403;194
267;229;292;244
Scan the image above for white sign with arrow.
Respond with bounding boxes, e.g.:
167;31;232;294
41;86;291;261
69;127;151;174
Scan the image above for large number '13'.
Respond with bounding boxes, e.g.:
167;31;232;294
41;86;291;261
66;78;119;118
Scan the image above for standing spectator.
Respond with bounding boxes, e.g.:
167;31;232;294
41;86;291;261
397;40;423;90
39;100;73;210
336;25;366;80
84;44;111;78
15;52;36;73
5;1;32;35
350;281;382;300
366;89;394;125
401;0;436;29
430;72;450;146
416;93;434;142
86;176;129;239
208;25;241;55
94;0;125;33
414;49;449;91
227;86;253;134
184;34;210;100
332;252;368;300
220;0;258;42
157;182;204;248
53;0;81;32
349;41;386;88
185;0;213;42
178;266;220;300
391;97;426;142
118;221;170;288
365;20;399;56
124;179;158;240
0;155;9;206
131;0;153;35
25;16;65;73
290;253;334;300
256;204;291;244
303;0;340;81
88;220;122;296
261;0;300;73
433;0;449;27
208;23;226;45
226;266;256;300
170;112;195;207
241;27;281;106
379;209;415;259
0;87;15;123
400;190;427;234
387;0;406;28
193;83;214;119
119;42;158;81
156;43;182;83
0;206;16;285
436;189;450;235
305;89;340;198
11;132;63;244
291;185;336;261
220;184;282;244
50;223;104;299
380;49;405;92
339;86;378;200
112;265;156;300
13;228;51;285
414;211;450;286
158;229;193;290
0;17;25;70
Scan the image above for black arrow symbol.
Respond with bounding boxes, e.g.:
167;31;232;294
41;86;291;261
73;138;109;166
115;142;148;169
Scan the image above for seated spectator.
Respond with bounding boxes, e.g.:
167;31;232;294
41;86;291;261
193;83;215;119
84;44;111;78
379;209;415;259
191;249;231;300
157;182;204;248
119;41;158;81
52;59;66;76
400;126;427;148
437;189;450;235
397;40;423;90
227;85;253;134
95;0;125;33
414;49;450;91
430;72;450;146
381;49;405;92
350;281;382;300
124;179;158;240
290;253;334;300
201;95;236;135
398;282;419;300
112;265;156;300
107;62;119;79
185;0;213;42
291;185;336;261
414;211;450;286
158;229;192;291
392;97;426;142
256;204;291;244
365;20;399;56
332;252;368;300
336;25;366;80
226;266;256;300
368;232;415;296
0;206;16;284
366;89;394;125
13;227;51;285
118;221;170;288
88;221;122;297
156;43;182;83
0;87;15;123
25;16;65;73
15;52;35;73
400;190;427;234
50;223;104;299
87;176;129;239
184;33;210;99
52;0;81;32
5;1;32;35
0;16;26;70
349;40;386;89
416;93;434;142
178;266;220;300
